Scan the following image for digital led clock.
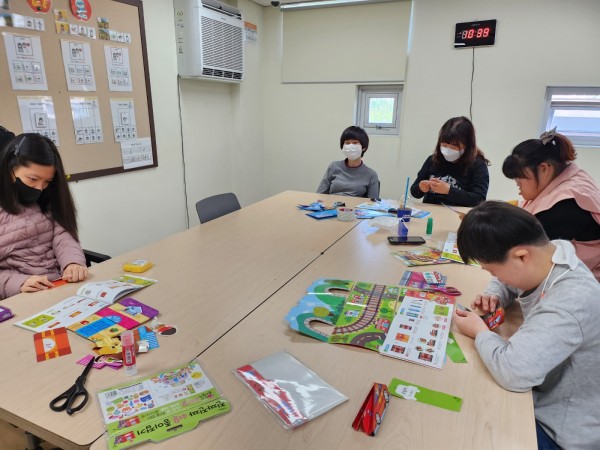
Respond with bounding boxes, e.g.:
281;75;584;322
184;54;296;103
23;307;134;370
454;20;497;48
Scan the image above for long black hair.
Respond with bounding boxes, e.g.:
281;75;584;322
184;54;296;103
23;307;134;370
0;133;79;240
432;116;490;173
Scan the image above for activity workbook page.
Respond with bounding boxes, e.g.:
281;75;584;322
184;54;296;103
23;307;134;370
15;296;108;332
380;290;455;369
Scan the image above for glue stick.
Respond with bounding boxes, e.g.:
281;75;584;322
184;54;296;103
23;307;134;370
426;217;433;238
121;330;137;376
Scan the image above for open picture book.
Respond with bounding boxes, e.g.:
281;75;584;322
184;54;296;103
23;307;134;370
14;275;157;333
285;278;456;369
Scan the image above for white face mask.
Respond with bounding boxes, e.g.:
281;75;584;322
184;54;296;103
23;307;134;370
440;146;464;162
342;143;362;161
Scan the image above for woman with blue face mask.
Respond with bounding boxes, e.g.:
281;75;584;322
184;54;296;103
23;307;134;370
410;116;490;206
0;133;88;299
317;126;379;199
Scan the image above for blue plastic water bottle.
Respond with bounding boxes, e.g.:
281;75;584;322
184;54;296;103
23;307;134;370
398;218;408;238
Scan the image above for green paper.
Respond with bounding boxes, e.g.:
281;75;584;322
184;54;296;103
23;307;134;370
446;332;467;363
389;378;462;412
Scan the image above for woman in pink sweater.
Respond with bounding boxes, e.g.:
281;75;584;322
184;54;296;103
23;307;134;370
502;129;600;281
0;133;88;299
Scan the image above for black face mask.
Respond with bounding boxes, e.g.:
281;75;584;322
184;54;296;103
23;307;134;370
14;177;43;205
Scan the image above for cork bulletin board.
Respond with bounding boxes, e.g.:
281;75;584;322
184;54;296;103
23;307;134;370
0;0;157;181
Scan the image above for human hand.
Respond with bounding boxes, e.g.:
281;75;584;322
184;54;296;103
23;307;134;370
429;178;450;195
418;180;431;193
470;294;500;314
62;264;88;283
453;309;489;338
20;275;54;293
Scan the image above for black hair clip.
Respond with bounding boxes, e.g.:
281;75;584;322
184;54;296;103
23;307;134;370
539;127;557;146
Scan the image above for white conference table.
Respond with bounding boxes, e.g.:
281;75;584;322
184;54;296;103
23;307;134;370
90;202;535;449
0;191;366;450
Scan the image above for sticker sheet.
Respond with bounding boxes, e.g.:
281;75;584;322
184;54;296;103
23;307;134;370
110;98;137;142
2;32;48;90
17;96;59;145
104;45;132;91
97;360;230;450
70;96;103;144
60;39;96;91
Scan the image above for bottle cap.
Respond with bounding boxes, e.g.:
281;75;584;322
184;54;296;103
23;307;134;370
121;330;134;346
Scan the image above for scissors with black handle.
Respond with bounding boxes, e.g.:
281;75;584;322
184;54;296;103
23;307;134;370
49;357;94;415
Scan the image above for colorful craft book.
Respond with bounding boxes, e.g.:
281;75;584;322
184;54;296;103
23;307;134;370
399;270;447;290
285;278;455;369
67;298;159;342
97;360;230;450
441;232;480;266
14;275;157;333
441;232;464;263
393;246;454;267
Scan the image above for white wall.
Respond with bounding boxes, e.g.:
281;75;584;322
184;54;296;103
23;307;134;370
73;0;600;256
72;0;186;257
180;0;265;227
401;0;600;201
72;0;265;255
262;0;600;202
262;4;408;199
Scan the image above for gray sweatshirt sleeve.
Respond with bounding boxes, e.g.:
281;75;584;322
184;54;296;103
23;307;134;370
484;277;519;309
475;303;583;392
317;164;333;194
366;173;379;199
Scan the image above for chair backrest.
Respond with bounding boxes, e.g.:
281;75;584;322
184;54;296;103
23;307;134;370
83;249;111;267
195;193;241;224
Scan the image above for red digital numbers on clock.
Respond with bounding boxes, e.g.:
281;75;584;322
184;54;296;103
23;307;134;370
461;27;490;40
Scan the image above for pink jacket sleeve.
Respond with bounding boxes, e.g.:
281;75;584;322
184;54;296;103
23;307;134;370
0;270;31;299
52;221;86;271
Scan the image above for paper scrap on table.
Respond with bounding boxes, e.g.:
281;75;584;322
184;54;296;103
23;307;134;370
33;327;71;362
389;378;462;412
446;332;467;363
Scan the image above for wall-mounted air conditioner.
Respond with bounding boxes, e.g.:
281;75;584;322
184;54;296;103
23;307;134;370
174;0;244;82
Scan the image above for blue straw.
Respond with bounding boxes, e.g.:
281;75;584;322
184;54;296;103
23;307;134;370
403;177;410;209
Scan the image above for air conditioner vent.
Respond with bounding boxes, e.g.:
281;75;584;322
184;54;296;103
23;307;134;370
175;0;245;83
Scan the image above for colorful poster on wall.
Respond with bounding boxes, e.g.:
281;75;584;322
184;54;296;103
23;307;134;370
70;0;91;22
121;137;152;170
18;96;59;145
2;32;48;90
27;0;51;13
70;96;103;144
60;39;96;91
104;45;132;91
109;98;137;142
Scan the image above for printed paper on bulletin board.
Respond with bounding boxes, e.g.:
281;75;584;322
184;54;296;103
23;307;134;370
0;0;157;181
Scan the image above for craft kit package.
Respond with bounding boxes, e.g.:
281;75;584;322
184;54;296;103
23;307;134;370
97;360;230;449
235;351;348;429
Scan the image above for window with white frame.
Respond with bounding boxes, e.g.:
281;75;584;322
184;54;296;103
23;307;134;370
356;85;403;136
542;87;600;147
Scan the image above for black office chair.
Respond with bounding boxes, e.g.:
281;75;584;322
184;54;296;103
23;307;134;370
83;249;111;267
195;193;241;224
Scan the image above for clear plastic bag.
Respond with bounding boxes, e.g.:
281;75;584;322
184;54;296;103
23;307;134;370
234;351;348;429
